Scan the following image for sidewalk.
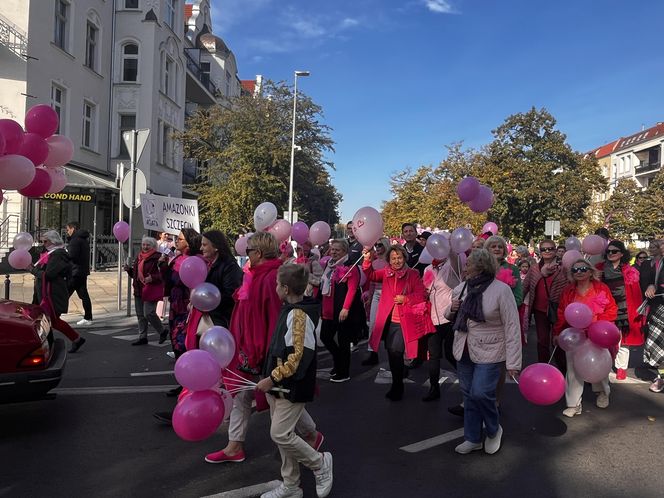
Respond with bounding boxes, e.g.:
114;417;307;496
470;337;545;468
6;269;132;321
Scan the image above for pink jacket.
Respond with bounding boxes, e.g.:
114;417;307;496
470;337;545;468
444;279;522;370
363;261;428;356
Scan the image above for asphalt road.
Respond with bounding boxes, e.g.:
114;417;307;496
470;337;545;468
1;319;663;498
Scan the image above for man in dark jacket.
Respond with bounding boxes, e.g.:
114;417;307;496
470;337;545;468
66;221;93;325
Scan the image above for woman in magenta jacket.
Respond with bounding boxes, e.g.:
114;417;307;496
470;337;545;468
363;244;432;401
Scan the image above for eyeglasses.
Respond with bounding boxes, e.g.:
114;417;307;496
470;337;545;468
571;267;591;274
540;247;556;252
637;256;648;260
606;249;621;255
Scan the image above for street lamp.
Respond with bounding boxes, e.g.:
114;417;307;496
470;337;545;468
287;70;310;224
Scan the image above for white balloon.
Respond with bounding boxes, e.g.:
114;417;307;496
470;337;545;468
254;202;278;231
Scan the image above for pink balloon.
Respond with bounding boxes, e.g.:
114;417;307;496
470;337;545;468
113;221;130;243
558;327;587;352
352;206;384;247
372;258;388;270
235;236;248;256
309;221;331;246
17;133;49;167
457;176;480;203
46;166;67;193
8;249;32;270
572;341;612;383
565;236;582;252
564;302;593;329
0;129;5;155
418;247;433;265
450;227;474;254
24;104;59;139
0;119;24;154
468;185;494;213
172;390;225;442
269;219;292;243
482;222;498;235
174;349;221;391
582;235;605;255
518;363;565;406
18;167;51;197
0;154;36;190
561;249;583;269
180;256;208;288
426;233;450;259
587;320;620;349
44;135;74;168
200;326;236;369
191;282;222;312
291;221;309;245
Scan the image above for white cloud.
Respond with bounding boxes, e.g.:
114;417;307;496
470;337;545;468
424;0;455;14
291;17;327;38
340;18;360;29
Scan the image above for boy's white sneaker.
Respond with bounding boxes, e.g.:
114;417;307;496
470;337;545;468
313;452;333;497
260;483;303;498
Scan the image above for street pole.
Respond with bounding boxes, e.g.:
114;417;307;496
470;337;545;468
126;130;137;317
287;70;309;224
117;161;124;311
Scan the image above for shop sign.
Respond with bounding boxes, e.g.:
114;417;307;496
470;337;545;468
140;193;200;235
41;192;94;202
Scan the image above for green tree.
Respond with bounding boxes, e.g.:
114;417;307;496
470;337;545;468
634;169;664;238
176;80;341;235
599;178;641;240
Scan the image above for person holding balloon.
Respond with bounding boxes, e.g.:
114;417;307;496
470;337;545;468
553;258;617;416
360;237;390;366
29;230;86;353
124;236;166;346
256;264;334;498
362;244;433;401
444;249;521;455
595;240;644;381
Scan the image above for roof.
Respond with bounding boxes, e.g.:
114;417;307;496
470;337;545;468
240;80;256;94
615;122;664;152
184;3;193;22
593;140;619;159
199;33;231;56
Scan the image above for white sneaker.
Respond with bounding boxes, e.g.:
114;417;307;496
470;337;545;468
313;452;333;498
562;405;582;418
454;440;483;454
166;351;175;359
484;425;503;454
260;483;303;498
596;393;609;408
76;318;93;326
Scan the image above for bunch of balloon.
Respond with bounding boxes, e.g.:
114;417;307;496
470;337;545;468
455;176;495;213
7;232;35;270
0;104;73;196
172;324;238;440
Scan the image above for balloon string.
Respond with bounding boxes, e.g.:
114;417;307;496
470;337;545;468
548;345;558;365
223;368;257;383
510;374;519;385
340;256;363;282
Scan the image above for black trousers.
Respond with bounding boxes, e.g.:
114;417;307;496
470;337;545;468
320;319;352;377
68;274;93;320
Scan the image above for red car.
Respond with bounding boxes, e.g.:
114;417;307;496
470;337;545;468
0;299;66;402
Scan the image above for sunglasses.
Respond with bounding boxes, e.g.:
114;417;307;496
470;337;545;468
606;249;621;255
637;256;648;260
571;266;591;274
540;247;556;252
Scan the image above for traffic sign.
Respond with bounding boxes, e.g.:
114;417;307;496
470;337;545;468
545;220;560;237
122;169;147;208
122;129;150;164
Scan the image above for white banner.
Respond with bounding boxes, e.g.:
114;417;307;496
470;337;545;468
140;193;200;235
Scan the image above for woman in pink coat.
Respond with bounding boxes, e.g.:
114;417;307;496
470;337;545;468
363;244;433;401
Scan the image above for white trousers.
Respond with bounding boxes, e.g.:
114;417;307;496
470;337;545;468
228;389;317;443
614;344;629;370
565;352;610;408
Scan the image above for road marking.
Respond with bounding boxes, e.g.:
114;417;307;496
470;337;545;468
111;334;170;346
52;385;178;395
130;370;174;377
201;480;282;498
399;427;465;453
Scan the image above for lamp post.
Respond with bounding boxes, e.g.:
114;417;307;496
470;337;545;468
287;70;310;224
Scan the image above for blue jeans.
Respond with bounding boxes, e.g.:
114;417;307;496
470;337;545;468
457;351;502;444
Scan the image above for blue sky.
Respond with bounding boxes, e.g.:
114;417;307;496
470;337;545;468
210;0;664;222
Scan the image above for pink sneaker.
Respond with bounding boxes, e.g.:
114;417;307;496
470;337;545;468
204;449;246;464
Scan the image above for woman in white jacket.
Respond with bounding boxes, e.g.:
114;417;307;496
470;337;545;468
444;249;521;456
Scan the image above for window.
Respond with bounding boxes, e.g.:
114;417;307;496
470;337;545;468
163;55;174;96
160;121;173;167
626;155;631;172
200;61;210;86
85;22;98;71
82;102;96;149
118;114;136;158
50;84;66;134
619;157;624;173
164;0;176;28
121;43;139;82
54;0;69;50
124;0;139;8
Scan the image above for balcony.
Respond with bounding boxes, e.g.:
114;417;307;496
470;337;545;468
635;161;661;175
0;13;27;59
184;49;217;105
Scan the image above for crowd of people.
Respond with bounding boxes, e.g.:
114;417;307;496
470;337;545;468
33;219;664;497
